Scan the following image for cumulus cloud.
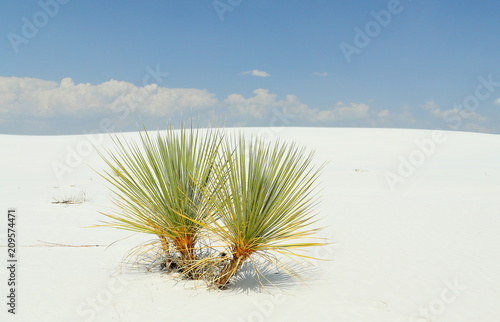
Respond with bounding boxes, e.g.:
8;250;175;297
421;99;438;110
419;99;485;122
0;76;217;118
5;76;373;125
417;98;491;132
224;89;307;119
377;109;390;118
225;89;276;118
0;76;401;130
8;76;492;135
442;108;487;122
303;102;370;122
463;123;490;133
240;69;271;77
420;99;488;124
420;99;449;121
223;89;370;123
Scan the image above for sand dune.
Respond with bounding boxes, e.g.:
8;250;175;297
1;127;499;321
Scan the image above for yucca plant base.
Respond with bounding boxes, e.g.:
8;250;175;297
158;236;190;276
155;236;248;287
160;255;195;278
158;250;249;289
214;252;251;289
155;235;205;279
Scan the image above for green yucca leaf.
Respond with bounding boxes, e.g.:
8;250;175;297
96;122;223;260
196;133;326;287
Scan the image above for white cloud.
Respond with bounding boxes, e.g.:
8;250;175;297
421;99;487;125
421;99;438;110
223;89;371;123
419;100;454;124
240;69;271;77
430;108;444;118
463;123;489;133
225;89;275;118
59;77;74;89
224;89;307;119
303;102;370;122
431;107;487;123
377;109;390;118
372;106;415;126
495;98;500;105
0;76;217;118
7;76;482;134
313;72;328;77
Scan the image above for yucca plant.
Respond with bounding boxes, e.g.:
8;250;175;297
96;123;222;272
196;134;325;289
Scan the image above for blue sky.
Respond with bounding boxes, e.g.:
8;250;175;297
1;0;500;134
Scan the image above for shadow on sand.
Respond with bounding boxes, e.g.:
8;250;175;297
224;259;323;294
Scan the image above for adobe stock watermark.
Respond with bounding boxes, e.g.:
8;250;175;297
384;131;447;192
258;107;297;142
340;0;403;63
76;276;128;322
443;74;500;130
213;0;244;21
385;73;499;192
7;0;71;54
408;278;467;322
51;65;169;182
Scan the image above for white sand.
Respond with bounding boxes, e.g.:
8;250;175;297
1;127;499;321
